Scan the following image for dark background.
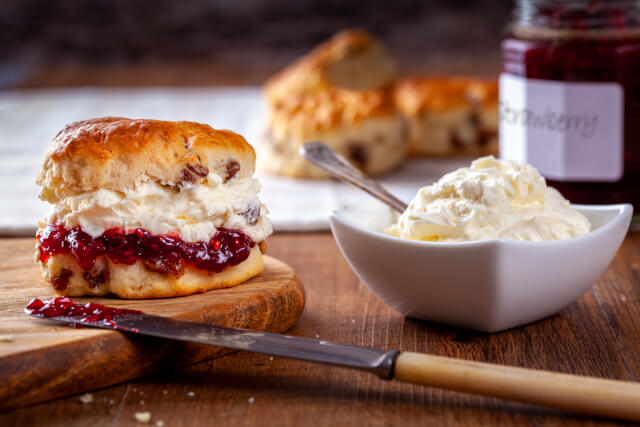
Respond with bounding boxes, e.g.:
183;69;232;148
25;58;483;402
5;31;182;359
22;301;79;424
0;0;512;88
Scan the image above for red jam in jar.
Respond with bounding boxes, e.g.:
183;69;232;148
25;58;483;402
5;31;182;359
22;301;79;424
501;0;640;217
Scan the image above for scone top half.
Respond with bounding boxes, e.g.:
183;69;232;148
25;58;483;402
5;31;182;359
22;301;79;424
38;117;256;201
36;118;272;299
263;29;396;105
260;30;404;179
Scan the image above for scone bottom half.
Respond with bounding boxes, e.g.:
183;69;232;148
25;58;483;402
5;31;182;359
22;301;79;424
35;224;267;299
35;118;271;299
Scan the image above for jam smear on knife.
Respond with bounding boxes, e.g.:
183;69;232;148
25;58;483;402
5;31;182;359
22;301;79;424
25;296;143;330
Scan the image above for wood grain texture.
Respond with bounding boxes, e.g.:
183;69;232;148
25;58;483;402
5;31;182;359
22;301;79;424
0;239;305;411
0;232;639;426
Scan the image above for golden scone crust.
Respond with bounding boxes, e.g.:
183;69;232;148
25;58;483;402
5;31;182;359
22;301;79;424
37;117;256;203
393;77;498;116
268;88;396;138
264;29;395;103
393;77;498;157
260;88;406;178
38;245;265;299
466;80;499;106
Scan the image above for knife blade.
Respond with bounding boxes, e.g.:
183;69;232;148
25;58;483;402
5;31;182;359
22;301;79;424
29;310;399;379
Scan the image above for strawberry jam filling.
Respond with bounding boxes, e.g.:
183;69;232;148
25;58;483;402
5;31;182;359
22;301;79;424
37;223;256;281
25;296;143;329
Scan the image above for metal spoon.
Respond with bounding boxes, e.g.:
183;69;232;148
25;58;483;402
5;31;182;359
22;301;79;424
300;142;408;212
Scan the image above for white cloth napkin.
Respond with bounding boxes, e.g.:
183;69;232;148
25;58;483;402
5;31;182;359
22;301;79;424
0;87;469;236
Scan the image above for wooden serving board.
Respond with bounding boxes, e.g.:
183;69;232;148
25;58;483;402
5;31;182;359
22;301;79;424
0;238;305;411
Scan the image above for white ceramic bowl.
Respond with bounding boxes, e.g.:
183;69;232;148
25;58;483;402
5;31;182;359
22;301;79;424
330;204;633;332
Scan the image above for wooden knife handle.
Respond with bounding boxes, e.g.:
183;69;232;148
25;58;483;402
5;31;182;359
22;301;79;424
394;351;640;422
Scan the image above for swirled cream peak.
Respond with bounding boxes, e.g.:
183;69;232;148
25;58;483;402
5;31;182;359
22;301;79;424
44;174;272;243
386;156;590;242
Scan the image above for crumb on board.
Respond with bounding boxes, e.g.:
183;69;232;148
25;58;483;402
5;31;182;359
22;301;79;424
315;334;320;338
0;334;14;342
156;421;165;427
248;396;255;404
162;390;168;395
79;393;93;404
134;412;151;423
269;356;274;361
140;400;145;405
187;391;195;397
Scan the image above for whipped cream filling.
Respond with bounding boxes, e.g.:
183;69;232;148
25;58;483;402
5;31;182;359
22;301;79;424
386;156;591;242
45;174;273;243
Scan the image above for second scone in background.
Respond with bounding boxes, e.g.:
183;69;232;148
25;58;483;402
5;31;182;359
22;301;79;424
258;29;498;179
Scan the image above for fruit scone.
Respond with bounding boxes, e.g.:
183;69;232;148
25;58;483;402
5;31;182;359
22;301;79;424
35;117;272;299
259;87;405;178
393;77;498;157
260;29;405;178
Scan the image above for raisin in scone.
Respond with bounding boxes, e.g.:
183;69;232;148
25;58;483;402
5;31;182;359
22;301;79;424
36;117;272;299
259;88;406;178
393;77;498;157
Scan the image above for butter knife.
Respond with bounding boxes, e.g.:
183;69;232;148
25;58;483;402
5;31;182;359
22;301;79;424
26;304;640;422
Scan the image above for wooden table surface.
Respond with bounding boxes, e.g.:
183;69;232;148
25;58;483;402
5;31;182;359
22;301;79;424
0;232;638;426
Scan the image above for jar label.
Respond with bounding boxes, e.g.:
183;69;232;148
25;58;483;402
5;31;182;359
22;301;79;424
499;74;623;181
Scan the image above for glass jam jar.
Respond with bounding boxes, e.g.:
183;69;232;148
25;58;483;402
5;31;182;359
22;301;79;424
500;0;640;218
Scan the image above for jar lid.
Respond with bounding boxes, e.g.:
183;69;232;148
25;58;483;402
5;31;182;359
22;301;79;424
515;0;640;31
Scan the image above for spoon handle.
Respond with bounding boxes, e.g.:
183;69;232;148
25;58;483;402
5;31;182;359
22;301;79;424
300;142;408;213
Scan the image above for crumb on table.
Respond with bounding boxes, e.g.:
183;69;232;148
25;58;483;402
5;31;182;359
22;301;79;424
134;412;151;423
79;393;93;404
